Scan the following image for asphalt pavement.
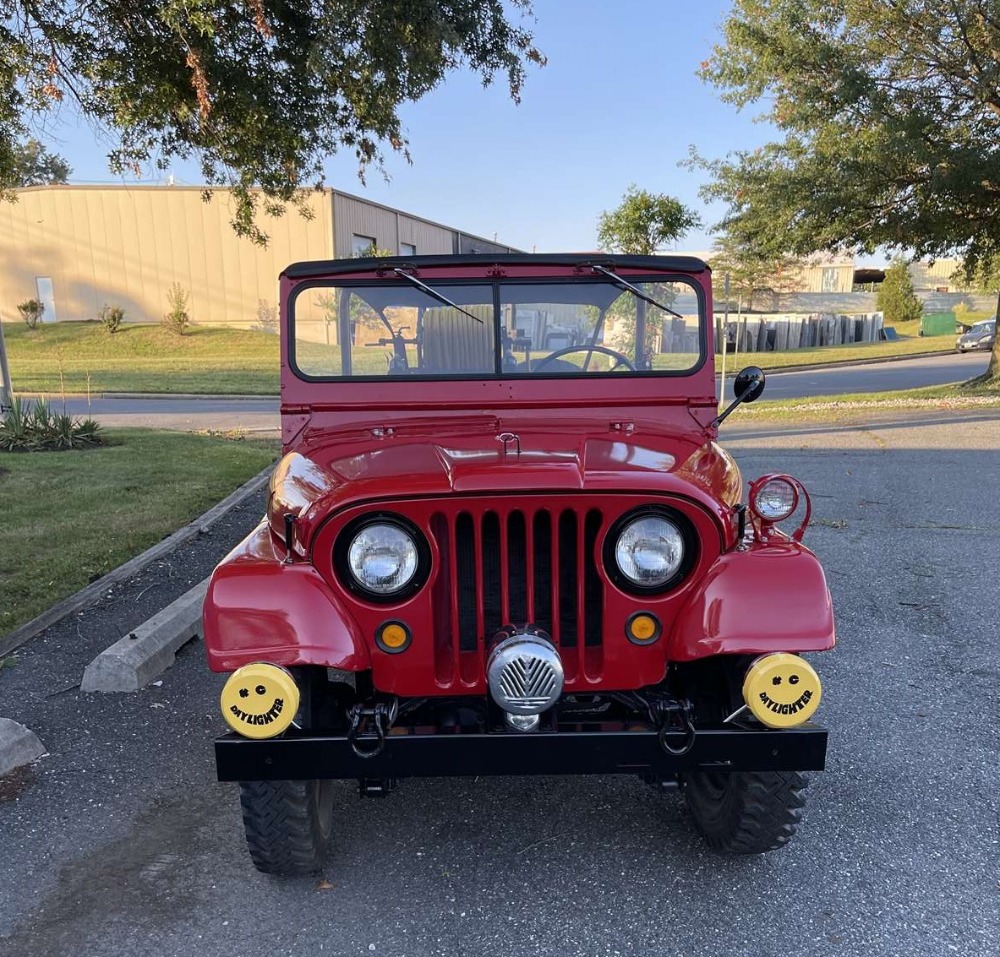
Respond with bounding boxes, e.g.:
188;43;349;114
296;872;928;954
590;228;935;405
1;407;998;956
720;349;990;400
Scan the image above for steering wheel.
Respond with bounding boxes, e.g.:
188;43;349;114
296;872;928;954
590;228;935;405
531;345;636;373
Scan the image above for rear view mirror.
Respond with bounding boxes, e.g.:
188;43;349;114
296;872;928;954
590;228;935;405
733;366;766;403
712;366;767;428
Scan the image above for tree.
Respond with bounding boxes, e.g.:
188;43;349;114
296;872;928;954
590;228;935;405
876;261;923;326
9;139;71;186
0;1;543;242
708;233;801;312
597;185;701;255
696;0;1000;377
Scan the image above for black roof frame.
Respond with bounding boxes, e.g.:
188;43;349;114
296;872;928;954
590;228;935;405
283;253;710;281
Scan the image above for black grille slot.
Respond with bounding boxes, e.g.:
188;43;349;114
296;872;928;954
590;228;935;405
558;510;578;647
532;511;553;633
507;511;528;624
456;512;477;651
584;510;604;646
481;512;502;638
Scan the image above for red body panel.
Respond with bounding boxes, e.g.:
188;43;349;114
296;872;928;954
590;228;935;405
669;542;836;660
204;523;371;674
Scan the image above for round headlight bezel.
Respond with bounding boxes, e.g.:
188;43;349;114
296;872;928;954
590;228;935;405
334;513;431;603
603;506;698;596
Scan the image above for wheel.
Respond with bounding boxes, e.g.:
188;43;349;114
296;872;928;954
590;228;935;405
682;769;808;853
238;779;335;875
532;344;636;373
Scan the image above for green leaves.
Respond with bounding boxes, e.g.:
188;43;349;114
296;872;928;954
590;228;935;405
596;185;701;255
875;261;923;326
0;1;543;243
700;0;1000;268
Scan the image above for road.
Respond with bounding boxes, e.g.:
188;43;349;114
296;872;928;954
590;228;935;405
720;349;989;400
1;408;998;957
24;351;992;433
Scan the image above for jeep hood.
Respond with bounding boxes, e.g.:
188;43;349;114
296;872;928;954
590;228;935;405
267;424;742;551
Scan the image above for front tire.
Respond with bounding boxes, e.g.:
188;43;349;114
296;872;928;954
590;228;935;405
682;769;808;853
238;779;335;875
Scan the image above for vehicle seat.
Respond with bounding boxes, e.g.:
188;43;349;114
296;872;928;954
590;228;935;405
420;305;495;373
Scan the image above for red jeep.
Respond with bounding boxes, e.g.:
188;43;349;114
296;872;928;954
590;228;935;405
204;254;835;875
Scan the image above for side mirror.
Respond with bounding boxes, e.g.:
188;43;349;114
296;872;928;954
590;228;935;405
733;366;766;403
712;365;767;428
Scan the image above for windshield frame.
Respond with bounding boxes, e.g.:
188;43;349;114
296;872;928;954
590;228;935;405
287;274;708;383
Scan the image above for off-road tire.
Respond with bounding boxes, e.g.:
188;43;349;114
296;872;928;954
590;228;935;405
682;770;808;854
238;779;335;875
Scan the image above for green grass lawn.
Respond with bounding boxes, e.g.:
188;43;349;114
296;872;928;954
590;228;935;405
3;321;280;394
0;429;278;637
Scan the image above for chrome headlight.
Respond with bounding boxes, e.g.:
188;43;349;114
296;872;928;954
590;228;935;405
750;477;798;522
336;515;430;601
607;508;695;593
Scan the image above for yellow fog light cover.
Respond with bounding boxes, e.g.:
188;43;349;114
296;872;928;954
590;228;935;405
626;612;661;645
220;663;299;739
742;653;821;728
376;620;411;654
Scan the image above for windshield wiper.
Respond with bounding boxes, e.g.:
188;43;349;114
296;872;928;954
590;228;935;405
392;268;484;324
588;264;683;318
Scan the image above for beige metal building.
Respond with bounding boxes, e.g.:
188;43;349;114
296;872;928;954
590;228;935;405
0;185;517;327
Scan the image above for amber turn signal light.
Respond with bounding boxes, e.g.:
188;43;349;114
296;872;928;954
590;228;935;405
376;620;411;654
626;612;661;645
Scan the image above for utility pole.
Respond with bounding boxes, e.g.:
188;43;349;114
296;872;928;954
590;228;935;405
0;316;12;412
719;274;731;406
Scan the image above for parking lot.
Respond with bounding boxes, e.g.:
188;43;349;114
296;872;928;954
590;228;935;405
1;408;998;957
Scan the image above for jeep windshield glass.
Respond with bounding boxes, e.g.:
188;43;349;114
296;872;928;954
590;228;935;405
291;278;704;379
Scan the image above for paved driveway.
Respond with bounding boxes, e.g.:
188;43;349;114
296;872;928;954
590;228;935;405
1;409;997;956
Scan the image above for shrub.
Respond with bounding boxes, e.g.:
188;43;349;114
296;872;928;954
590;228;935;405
17;299;44;329
99;303;125;334
162;283;191;335
876;261;923;325
252;299;278;335
0;396;104;452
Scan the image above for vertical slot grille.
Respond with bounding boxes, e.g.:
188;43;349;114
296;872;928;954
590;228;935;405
446;504;604;682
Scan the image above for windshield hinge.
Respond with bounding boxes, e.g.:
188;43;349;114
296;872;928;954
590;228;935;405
609;420;635;434
487;264;507;278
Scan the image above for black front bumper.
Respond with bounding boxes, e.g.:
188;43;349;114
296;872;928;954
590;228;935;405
215;724;827;781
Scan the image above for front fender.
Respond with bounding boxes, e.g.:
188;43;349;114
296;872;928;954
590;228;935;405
667;542;835;661
203;522;371;673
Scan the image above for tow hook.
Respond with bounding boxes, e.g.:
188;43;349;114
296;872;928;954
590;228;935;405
346;699;397;759
651;698;696;756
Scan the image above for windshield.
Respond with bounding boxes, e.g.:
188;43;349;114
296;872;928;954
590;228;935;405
291;278;704;379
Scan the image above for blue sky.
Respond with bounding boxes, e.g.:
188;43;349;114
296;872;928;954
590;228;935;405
50;0;774;254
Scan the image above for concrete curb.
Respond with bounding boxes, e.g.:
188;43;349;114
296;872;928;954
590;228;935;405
0;718;46;776
0;465;272;658
81;579;209;692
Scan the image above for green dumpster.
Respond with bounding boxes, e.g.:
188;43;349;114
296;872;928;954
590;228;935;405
920;313;957;336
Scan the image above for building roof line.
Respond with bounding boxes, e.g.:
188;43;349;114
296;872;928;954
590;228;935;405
15;183;521;253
